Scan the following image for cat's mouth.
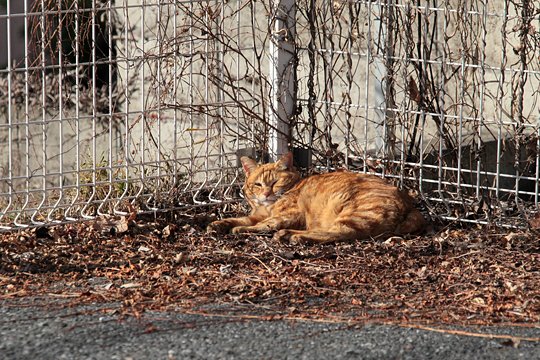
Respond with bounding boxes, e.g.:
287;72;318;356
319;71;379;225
255;196;278;206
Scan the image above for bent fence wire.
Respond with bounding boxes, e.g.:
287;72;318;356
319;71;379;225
0;0;539;231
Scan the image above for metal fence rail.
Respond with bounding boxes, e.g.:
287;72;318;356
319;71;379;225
1;0;539;230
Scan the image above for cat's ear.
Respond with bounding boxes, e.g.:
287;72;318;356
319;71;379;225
275;151;294;171
240;156;258;176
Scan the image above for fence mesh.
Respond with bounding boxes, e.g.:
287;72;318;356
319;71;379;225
292;0;540;226
1;0;539;230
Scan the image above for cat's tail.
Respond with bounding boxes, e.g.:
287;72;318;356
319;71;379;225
396;209;426;235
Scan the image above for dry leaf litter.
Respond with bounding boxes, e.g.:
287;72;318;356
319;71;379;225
1;211;539;329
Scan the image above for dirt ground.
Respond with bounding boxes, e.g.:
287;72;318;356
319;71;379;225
1;210;539;329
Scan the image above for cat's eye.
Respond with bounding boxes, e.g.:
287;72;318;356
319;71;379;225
253;182;262;188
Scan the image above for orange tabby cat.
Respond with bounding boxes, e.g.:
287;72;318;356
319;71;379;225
208;152;425;243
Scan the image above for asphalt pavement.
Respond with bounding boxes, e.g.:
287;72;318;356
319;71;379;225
1;298;539;360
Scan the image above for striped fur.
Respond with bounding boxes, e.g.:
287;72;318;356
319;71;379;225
208;152;425;244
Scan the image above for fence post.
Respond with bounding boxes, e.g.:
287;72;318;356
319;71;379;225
268;0;296;161
373;1;396;159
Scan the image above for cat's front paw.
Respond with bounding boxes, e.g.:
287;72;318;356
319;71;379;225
273;229;307;244
207;220;233;234
288;234;306;244
272;229;299;243
231;226;249;234
273;229;290;242
232;223;274;235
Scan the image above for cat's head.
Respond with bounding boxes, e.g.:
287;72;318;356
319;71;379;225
240;152;300;207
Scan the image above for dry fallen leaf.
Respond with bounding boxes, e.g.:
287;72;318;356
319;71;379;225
1;216;539;325
408;76;421;103
471;297;486;305
120;282;142;289
528;212;540;230
501;338;521;348
94;215;130;235
382;236;404;247
162;225;174;238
